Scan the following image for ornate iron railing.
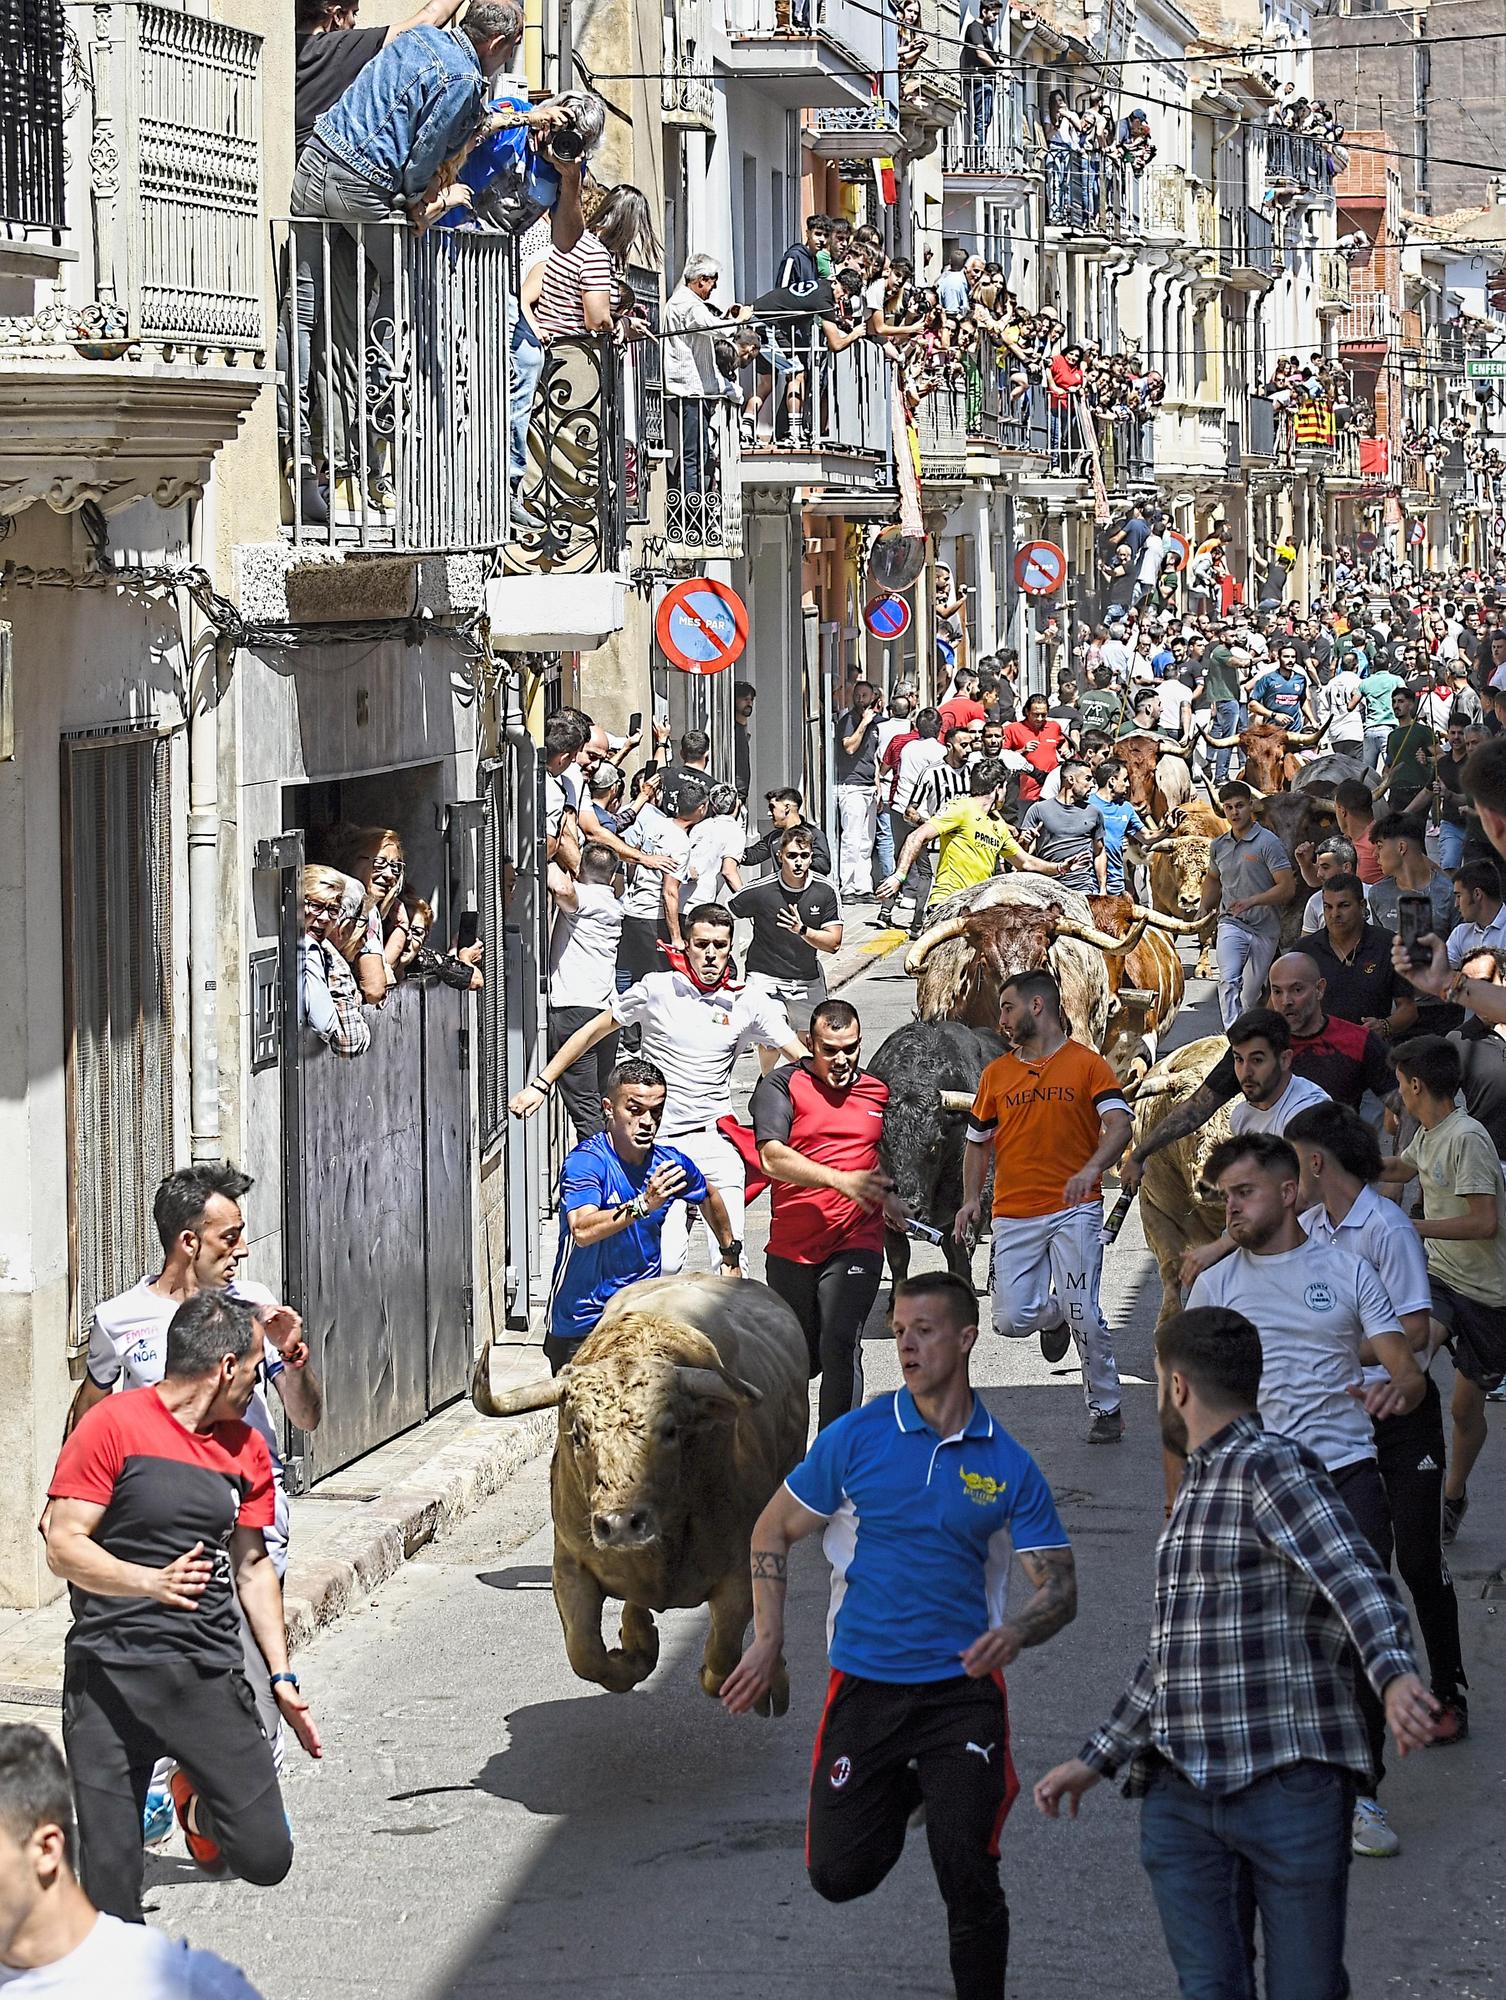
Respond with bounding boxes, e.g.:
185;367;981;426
943;81;1030;176
276;218;512;551
738;321;893;466
665;395;743;554
1266;126;1330;193
2;0;66;231
505;333;625;576
662;1;714;124
622;267;662;527
1043;149;1130;237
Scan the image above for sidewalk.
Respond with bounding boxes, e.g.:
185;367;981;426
0;917;908;1733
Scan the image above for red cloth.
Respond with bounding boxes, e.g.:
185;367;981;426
716;1115;770;1204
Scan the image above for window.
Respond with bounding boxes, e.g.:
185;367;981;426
61;732;176;1351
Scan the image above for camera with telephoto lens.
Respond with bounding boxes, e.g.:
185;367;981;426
549;124;587;161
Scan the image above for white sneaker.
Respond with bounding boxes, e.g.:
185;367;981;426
1351;1796;1400;1858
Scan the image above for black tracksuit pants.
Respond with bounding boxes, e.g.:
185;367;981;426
765;1249;883;1431
806;1669;1017;2000
1374;1377;1466;1701
64;1653;291;1923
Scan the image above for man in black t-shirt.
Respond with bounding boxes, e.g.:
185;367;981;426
960;0;1001;149
731;827;842;1050
1305;872;1418;1038
834;681;883;900
744;787;832;876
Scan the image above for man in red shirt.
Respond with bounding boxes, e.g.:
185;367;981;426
44;1291;322;1922
752;1000;908;1429
938;669;987;737
1000;693;1066;808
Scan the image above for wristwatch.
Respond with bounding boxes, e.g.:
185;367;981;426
719;1239;744;1265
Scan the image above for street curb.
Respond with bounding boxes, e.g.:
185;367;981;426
280;1409;556;1653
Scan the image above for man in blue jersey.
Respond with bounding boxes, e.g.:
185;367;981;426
546;1056;741;1371
722;1272;1077;1999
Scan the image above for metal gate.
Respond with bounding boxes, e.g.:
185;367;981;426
269;815;476;1483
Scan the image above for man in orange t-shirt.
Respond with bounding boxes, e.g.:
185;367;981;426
954;967;1133;1442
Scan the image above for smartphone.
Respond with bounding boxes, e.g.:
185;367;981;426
455;909;480;951
628;711;642;737
1397;892;1434;969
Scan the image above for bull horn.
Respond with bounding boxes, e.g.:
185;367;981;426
904;915;970;974
938;1089;975;1113
1054;913;1150;956
1159;739;1194;759
471;1345;568;1418
1128;902;1205;935
1203;732;1240;748
1287;728;1322;746
676;1365;762;1411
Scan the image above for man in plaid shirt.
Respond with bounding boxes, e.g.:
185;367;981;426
1035;1306;1440;2000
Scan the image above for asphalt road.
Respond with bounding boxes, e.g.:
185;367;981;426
156;937;1506;1999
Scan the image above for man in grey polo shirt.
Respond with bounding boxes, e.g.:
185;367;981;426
1021;760;1106;893
1199;780;1294;1028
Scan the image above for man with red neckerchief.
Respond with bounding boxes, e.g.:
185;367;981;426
511;903;803;1273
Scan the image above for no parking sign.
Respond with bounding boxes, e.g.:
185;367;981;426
1013;541;1067;596
863;593;912;640
654;578;749;675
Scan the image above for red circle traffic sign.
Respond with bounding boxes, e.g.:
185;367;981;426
654;578;749;675
1013;540;1067;596
1409;520;1425;546
864;593;912;640
1357;530;1378;555
1164;530;1191;572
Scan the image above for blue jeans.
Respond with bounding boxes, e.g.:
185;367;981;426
1140;1761;1354;2000
1212;700;1241;784
966;76;995;152
1439;820;1466;870
509;317;546;488
1362;725;1390;771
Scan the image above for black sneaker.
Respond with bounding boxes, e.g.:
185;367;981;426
1428;1694;1469;1746
1040;1319;1072;1364
1442;1491;1468;1545
1088;1409;1125;1445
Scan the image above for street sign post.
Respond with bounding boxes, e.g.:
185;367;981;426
654;578;749;675
1013;540;1067;596
863;593;912;641
1164;530;1191;572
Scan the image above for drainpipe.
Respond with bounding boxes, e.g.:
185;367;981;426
186;488;221;1161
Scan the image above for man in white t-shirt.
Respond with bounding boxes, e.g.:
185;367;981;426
1189;1129;1426;1858
617;779;705;981
0;1724;264;1998
684;783;746;908
514;903;803;1272
66;1164;321;1819
547;844;626;1142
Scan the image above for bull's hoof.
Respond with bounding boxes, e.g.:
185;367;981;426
699;1662;727;1700
596;1647;658;1693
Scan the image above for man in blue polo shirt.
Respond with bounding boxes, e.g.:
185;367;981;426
547;1057;741;1371
722;1272;1076;2000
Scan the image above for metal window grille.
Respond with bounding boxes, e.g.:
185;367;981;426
61;733;175;1351
623;266;663;526
1;0;66;231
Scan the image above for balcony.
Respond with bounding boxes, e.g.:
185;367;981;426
664;397;743;557
1317;249;1351;316
1218;206;1277;289
1142;163;1187;244
737;328;894;491
1265;127;1331;197
720;0;886;109
276;220;512;556
900;0;963;144
943;83;1032;192
0;0;265;520
916;383;967;483
1246;395;1277;460
1188;184;1220;283
1044;150;1132;248
1339;290;1395;346
662;0;715;127
806;99;903;160
1100;413;1152;491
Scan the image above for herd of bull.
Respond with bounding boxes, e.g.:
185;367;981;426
467;723;1371;1704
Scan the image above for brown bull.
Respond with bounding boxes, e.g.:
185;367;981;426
1143;815;1226;980
1131;1036;1233;1330
1115;730;1194;822
1087;893;1192;1088
905;877;1139;1047
1205;719;1321;793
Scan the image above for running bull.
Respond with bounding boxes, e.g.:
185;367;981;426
1130;1035;1232;1330
471;1275;808;1710
869;1020;1002;1291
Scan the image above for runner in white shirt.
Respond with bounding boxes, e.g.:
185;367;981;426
683;784;746;907
547;846;627;1141
512;903;804;1272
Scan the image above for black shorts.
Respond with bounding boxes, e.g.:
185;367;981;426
1430;1277;1506;1391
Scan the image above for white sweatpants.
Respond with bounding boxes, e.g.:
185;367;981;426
990;1204;1121;1417
836;784;878;897
659;1128;747;1275
1216;919;1280;1029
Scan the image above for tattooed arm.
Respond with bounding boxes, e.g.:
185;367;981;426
1120;1079;1230;1190
720;1485;827;1716
960;1545;1078;1678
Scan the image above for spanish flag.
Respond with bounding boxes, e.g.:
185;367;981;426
874;157;897;206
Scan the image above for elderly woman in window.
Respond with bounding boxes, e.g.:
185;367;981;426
320;824;409;1002
300;864;371;1058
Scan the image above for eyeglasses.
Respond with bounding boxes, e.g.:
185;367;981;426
304;898;341;920
362;855;404;880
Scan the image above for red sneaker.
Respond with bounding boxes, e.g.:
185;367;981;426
169;1771;227;1875
1427;1696;1469;1747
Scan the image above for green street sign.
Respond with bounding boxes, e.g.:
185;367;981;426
1466;357;1506;378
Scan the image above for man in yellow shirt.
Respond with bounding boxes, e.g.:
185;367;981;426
876;760;1067;918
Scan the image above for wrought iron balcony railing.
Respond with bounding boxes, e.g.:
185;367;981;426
1265;126;1331;193
1043;150;1130;238
4;1;260;356
662;0;714;124
942;81;1031;177
276;218;513;553
2;0;66;231
665;396;743;555
738;323;894;469
1339;290;1395;344
722;0;885;69
1317;249;1351;314
505;333;625;576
